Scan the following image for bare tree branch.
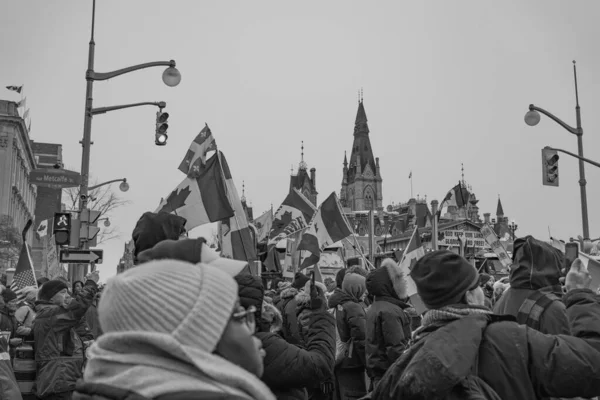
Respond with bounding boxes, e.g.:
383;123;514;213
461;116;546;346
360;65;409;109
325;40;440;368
62;178;131;245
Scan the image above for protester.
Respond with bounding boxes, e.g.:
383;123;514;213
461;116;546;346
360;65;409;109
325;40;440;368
278;272;309;346
71;281;83;297
34;272;99;400
73;260;275;400
14;287;37;339
0;288;18;339
84;286;102;339
131;212;187;263
329;273;368;400
478;273;494;309
373;250;600;399
365;259;411;390
494;236;569;334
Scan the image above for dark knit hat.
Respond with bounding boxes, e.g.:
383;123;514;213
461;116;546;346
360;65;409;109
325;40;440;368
132;212;187;258
292;272;310;290
2;288;17;303
38;280;69;301
410;250;479;309
235;274;265;321
335;269;347;289
37;277;50;287
479;273;492;287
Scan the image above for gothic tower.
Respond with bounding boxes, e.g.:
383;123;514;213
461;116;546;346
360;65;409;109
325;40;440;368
289;142;318;206
340;98;383;211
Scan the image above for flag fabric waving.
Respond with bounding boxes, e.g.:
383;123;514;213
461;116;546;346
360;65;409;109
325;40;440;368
297;192;353;269
11;222;38;301
437;182;470;217
155;152;234;230
36;219;49;238
6;85;22;93
269;189;316;243
253;209;273;243
178;124;217;177
396;227;426;314
217;151;257;262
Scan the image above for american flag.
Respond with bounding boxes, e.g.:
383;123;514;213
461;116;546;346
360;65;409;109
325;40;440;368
10;241;38;301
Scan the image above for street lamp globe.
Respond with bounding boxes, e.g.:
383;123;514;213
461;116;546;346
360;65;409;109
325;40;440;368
524;110;541;126
162;67;181;87
119;181;130;192
104;219;111;227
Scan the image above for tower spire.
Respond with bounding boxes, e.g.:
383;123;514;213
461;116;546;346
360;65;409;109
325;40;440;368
461;163;465;186
299;141;307;170
241;181;246;203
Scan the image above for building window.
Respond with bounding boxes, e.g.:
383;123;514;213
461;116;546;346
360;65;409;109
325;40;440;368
365;193;373;210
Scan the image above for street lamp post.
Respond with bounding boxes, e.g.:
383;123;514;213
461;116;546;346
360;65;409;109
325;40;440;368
524;61;589;239
79;0;180;213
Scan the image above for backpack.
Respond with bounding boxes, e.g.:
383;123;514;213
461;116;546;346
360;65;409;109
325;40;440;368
516;289;561;331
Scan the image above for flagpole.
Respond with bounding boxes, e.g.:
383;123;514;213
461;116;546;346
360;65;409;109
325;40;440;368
335;195;374;270
410;172;413;199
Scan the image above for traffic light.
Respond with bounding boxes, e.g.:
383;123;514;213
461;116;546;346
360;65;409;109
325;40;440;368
53;212;71;246
542;147;559;187
155;111;169;146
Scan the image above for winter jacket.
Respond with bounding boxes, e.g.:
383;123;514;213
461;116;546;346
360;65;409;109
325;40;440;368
258;308;335;400
33;279;98;398
365;266;411;381
278;287;303;346
73;329;275;400
85;300;102;339
0;306;16;339
373;289;600;400
15;302;35;339
328;288;366;369
494;236;569;334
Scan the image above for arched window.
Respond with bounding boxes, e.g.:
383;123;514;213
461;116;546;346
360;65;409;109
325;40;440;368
365;193;373;210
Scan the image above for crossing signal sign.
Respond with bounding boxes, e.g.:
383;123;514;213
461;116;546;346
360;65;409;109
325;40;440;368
53;213;72;246
542;147;559;187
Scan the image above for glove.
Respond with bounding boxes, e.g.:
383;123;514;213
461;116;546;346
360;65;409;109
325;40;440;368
309;282;328;311
565;258;592;292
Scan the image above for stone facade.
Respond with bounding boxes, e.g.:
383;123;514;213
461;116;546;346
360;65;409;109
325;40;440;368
340;100;383;212
0;100;37;273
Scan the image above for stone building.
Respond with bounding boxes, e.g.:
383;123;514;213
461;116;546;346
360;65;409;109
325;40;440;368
0;100;37;272
289;142;318;206
340;99;383;212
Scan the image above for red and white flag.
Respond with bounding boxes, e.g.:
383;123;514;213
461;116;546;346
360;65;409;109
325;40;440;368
6;85;22;93
178;124;217;177
297;192;353;269
395;227;427;314
269;189;316;244
253;209;273;243
218;152;257;262
156;152;234;230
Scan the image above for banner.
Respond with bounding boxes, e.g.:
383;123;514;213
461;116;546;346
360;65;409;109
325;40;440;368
480;224;512;269
46;235;62;279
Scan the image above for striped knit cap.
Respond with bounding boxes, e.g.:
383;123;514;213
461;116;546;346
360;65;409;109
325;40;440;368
98;259;238;353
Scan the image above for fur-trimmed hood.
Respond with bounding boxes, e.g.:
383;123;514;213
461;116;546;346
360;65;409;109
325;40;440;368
260;302;283;333
366;258;407;300
279;287;298;301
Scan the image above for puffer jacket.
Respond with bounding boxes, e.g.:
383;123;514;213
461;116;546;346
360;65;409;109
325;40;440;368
33;280;98;398
365;264;411;382
328;282;366;369
277;287;302;346
494;236;569;334
374;289;600;400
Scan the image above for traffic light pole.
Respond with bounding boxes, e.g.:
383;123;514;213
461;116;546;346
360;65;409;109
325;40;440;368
545;147;600;169
91;101;166;116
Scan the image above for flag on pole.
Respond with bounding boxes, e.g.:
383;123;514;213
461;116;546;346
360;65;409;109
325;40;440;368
155;152;234;230
218;151;256;262
408;171;412;179
437;182;470;217
297;192;353;269
6;85;23;93
253;209;274;243
11;221;38;301
178;124;217;177
396;226;427;314
36;219;49;238
269;189;316;243
15;97;26;108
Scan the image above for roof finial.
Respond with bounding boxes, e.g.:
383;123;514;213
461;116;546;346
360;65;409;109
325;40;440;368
301;141;304;163
361;87;364;103
299;141;307;170
358;89;360;104
291;164;294;175
241;181;246;203
461;163;465;185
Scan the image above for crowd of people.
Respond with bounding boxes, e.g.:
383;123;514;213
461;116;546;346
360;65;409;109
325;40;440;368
1;212;600;400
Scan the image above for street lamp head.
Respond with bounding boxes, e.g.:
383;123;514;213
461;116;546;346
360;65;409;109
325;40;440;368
104;219;111;227
119;180;130;192
162;66;181;87
525;110;541;126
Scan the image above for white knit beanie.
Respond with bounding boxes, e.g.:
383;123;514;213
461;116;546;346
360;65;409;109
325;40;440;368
98;259;238;353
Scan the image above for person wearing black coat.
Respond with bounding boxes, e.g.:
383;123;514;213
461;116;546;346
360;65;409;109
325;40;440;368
365;259;412;390
237;274;336;400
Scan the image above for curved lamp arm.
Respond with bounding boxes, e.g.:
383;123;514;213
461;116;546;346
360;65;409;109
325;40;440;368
529;104;578;135
91;101;166;116
87;60;176;81
89;178;126;191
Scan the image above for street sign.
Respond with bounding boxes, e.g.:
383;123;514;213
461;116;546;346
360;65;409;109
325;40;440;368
30;169;81;189
80;209;101;224
59;249;103;264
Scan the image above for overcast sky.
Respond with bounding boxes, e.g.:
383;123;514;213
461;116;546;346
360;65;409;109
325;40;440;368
3;1;600;281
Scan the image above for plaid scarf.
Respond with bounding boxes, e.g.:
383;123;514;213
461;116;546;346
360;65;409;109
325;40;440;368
413;305;493;341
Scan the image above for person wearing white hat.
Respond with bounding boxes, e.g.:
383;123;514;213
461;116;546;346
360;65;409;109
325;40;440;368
73;260;275;400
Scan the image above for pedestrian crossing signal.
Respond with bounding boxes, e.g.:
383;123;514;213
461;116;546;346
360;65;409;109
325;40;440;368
156;111;169;146
542;147;559;187
53;212;72;246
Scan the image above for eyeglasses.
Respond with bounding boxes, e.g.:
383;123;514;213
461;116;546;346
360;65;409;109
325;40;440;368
232;305;256;328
